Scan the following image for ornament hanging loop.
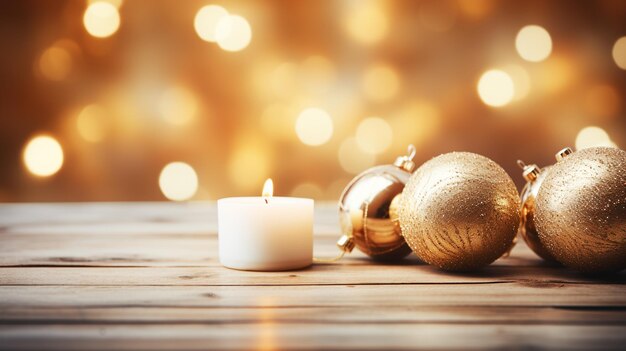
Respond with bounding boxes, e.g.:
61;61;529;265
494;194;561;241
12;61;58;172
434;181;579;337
394;144;417;172
406;144;416;160
312;235;354;264
313;250;346;264
517;159;541;182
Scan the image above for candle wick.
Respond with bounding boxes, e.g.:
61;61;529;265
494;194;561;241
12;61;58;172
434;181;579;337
264;198;268;204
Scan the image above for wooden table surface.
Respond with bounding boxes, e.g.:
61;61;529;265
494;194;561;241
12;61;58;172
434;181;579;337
0;202;625;350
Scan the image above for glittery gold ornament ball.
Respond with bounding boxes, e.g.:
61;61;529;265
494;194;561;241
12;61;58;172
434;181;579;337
399;152;520;271
535;147;626;273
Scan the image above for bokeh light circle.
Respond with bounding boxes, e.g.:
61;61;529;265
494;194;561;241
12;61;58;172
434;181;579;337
158;86;198;126
39;46;72;81
575;126;616;150
77;104;107;142
22;135;64;177
83;2;121;38
215;15;252;52
612;36;626;70
159;162;198;201
194;5;229;42
477;69;515;107
362;64;400;102
295;108;334;146
355;117;393;154
345;4;388;45
515;25;552;62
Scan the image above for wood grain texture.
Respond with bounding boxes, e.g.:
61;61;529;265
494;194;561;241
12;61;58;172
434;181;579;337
0;202;625;350
1;283;625;308
3;324;626;351
2;306;625;325
3;265;624;285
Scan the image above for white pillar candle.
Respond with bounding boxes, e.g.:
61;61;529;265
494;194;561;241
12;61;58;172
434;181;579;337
218;179;314;271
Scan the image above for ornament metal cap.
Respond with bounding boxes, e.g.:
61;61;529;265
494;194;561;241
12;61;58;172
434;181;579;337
393;144;417;172
555;147;573;162
336;234;355;253
517;160;541;182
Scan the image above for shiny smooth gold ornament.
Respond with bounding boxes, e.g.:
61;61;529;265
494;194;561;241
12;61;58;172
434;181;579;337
516;161;557;262
535;147;626;273
337;145;417;260
399;152;520;271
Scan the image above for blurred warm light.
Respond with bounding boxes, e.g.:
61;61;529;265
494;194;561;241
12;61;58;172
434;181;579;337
477;69;515;107
83;1;121;38
261;104;296;140
419;1;457;32
458;0;495;21
194;5;229;42
22;135;64;177
338;137;376;174
295;108;334;146
87;0;123;8
326;177;352;199
38;46;72;81
229;140;271;190
344;2;388;45
390;101;440;150
77;104;107;142
575;126;617;150
5;1;626;204
291;182;323;198
158;162;198;201
355;117;393;154
215;15;252;52
584;85;620;119
362;64;400;102
158;86;198;126
537;55;575;94
503;65;531;101
268;62;298;98
515;25;552;62
262;178;273;197
301;56;335;92
612;36;626;70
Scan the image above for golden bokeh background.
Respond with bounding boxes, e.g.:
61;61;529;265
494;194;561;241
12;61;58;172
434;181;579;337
0;0;625;202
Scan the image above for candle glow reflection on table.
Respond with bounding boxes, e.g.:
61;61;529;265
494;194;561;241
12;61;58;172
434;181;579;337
218;179;314;271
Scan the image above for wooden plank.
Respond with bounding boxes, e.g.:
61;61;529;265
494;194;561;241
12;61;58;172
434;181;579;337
1;306;625;325
0;234;368;267
0;233;549;268
1;202;624;350
0;202;339;233
1;266;624;286
0;284;625;308
0;202;217;228
1;324;625;350
0;202;563;268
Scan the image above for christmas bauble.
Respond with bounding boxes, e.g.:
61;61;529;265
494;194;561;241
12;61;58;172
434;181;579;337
338;146;416;260
517;161;557;262
399;152;520;271
535;147;626;273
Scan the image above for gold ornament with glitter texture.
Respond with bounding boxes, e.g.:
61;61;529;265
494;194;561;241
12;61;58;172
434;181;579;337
535;147;626;273
399;152;520;271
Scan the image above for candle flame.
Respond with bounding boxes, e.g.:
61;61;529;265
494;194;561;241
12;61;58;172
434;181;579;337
262;178;274;198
